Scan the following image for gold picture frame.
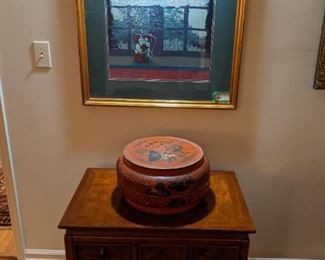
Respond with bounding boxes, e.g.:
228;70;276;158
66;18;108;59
314;13;325;89
75;0;247;108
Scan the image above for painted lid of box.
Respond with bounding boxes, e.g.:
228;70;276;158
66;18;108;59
123;136;203;170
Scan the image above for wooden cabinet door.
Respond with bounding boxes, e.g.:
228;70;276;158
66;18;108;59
138;244;187;260
190;246;240;260
78;244;130;260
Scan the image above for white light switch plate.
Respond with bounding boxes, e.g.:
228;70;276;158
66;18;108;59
33;41;52;68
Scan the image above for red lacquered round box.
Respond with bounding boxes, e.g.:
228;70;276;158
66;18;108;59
116;136;210;214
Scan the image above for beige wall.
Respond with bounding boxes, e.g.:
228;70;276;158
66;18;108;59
0;0;325;258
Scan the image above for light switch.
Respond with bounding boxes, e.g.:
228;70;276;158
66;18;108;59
33;41;52;68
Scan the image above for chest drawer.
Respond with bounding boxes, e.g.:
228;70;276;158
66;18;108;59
138;244;188;260
190;245;240;260
77;244;130;260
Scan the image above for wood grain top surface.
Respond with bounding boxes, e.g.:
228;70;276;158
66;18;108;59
58;168;255;233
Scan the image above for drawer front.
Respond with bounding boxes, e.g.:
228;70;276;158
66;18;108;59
190;245;240;260
78;244;130;260
138;244;187;260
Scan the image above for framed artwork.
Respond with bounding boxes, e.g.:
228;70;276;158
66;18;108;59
314;12;325;89
75;0;247;109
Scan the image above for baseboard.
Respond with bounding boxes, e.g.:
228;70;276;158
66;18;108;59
25;249;65;260
0;226;12;230
24;249;316;260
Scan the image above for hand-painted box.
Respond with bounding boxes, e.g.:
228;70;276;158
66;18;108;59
116;136;210;214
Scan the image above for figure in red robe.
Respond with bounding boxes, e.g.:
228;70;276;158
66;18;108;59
133;34;156;63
